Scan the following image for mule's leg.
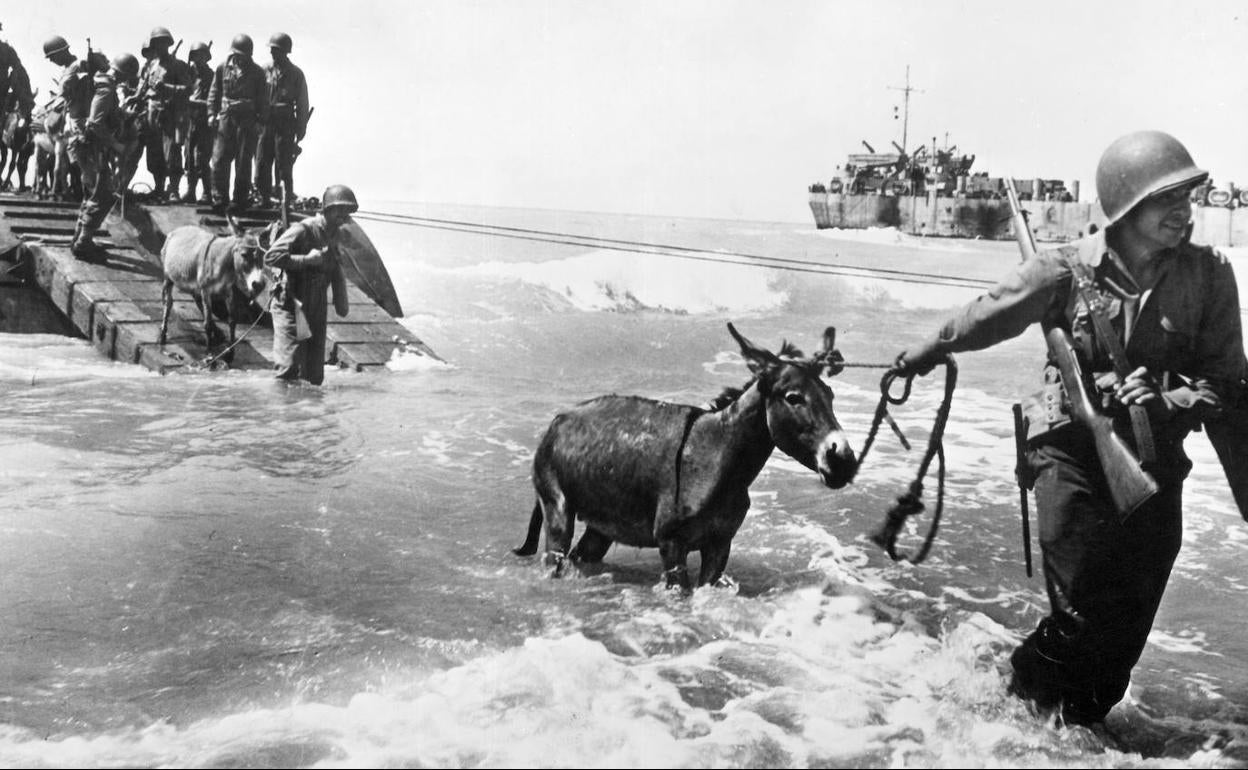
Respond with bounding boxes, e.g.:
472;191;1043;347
199;289;220;346
570;529;613;564
698;540;733;588
534;484;574;577
658;539;692;592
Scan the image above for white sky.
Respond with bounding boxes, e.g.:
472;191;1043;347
8;0;1248;223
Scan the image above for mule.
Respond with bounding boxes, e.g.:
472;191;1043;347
514;322;859;591
31;99;73;201
158;216;277;350
1;108;33;192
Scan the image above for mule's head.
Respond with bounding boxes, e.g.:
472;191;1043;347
227;215;271;298
728;322;858;489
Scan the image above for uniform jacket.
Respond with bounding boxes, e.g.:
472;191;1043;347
264;214;349;315
84;70;122;149
207;53;268;123
58;59;92;128
263;58;309;134
187;60;213;115
140;54;192;111
908;231;1244;446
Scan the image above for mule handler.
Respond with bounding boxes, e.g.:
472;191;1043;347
889;130;1248;728
264;183;353;385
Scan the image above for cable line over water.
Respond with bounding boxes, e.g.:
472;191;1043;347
354;209;996;291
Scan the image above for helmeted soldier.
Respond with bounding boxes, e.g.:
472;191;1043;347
207;33;267;213
254;32;309;209
44;35;92;201
890;131;1246;727
0;23;34;134
263;183;354;385
181;41;214;204
69;54;130;259
135;26;192;203
112;52;144;197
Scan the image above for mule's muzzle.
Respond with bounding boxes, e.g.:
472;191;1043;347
817;431;858;489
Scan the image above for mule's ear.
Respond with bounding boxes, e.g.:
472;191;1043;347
819;326;845;376
227;215;244;237
727;322;778;374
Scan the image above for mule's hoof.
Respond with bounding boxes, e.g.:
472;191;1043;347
542;551;568;577
663;566;692;593
710;575;739;591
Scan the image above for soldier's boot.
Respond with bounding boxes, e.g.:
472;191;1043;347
168;173;183;203
181;176;198;204
70;222;98;260
152;175;166;204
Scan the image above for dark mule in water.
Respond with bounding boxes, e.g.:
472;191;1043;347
515;322;858;590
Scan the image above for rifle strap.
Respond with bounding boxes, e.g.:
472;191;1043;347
1069;261;1157;465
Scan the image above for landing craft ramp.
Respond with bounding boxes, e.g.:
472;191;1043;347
0;192;439;374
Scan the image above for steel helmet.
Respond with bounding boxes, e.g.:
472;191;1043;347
1096;130;1208;225
188;41;211;61
322;185;359;213
111;52;140;80
230;34;254;56
147;26;174;48
43;35;70;58
268;32;292;54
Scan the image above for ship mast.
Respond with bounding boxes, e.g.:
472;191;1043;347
888;65;923;155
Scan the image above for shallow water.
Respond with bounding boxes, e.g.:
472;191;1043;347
1;203;1246;768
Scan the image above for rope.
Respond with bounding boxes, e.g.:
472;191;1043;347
865;357;958;565
353;210;995;292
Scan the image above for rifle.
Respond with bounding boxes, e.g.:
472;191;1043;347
1005;179;1158;519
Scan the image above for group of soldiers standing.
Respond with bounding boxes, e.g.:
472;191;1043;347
31;26;310;258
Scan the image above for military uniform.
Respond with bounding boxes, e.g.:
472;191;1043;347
254;57;309;206
137;53;192;200
73;69;124;256
263;213;349;385
207;47;267;210
0;38;33;122
182;56;214;203
902;228;1243;723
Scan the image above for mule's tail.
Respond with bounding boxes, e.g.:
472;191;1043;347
513;501;543;556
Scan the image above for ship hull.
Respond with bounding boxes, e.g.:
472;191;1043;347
808;191;1248;247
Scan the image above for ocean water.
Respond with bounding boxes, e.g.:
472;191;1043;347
1;202;1246;768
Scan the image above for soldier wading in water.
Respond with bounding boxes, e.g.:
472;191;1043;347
890;130;1248;729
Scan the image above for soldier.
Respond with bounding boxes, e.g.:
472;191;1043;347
0;24;34;190
0;22;34;133
135;27;191;203
254;32;309;209
70;54;131;260
113;53;144;198
207;34;267;214
890;131;1245;728
44;35;92;203
181;41;213;204
263;183;354;385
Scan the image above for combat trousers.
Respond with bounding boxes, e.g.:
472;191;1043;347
211;112;258;209
1010;424;1186;725
183;113;213;197
142;106;183;193
270;275;329;386
69;140;114;242
254;112;298;203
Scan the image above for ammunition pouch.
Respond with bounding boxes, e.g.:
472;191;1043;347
1022;368;1073;441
